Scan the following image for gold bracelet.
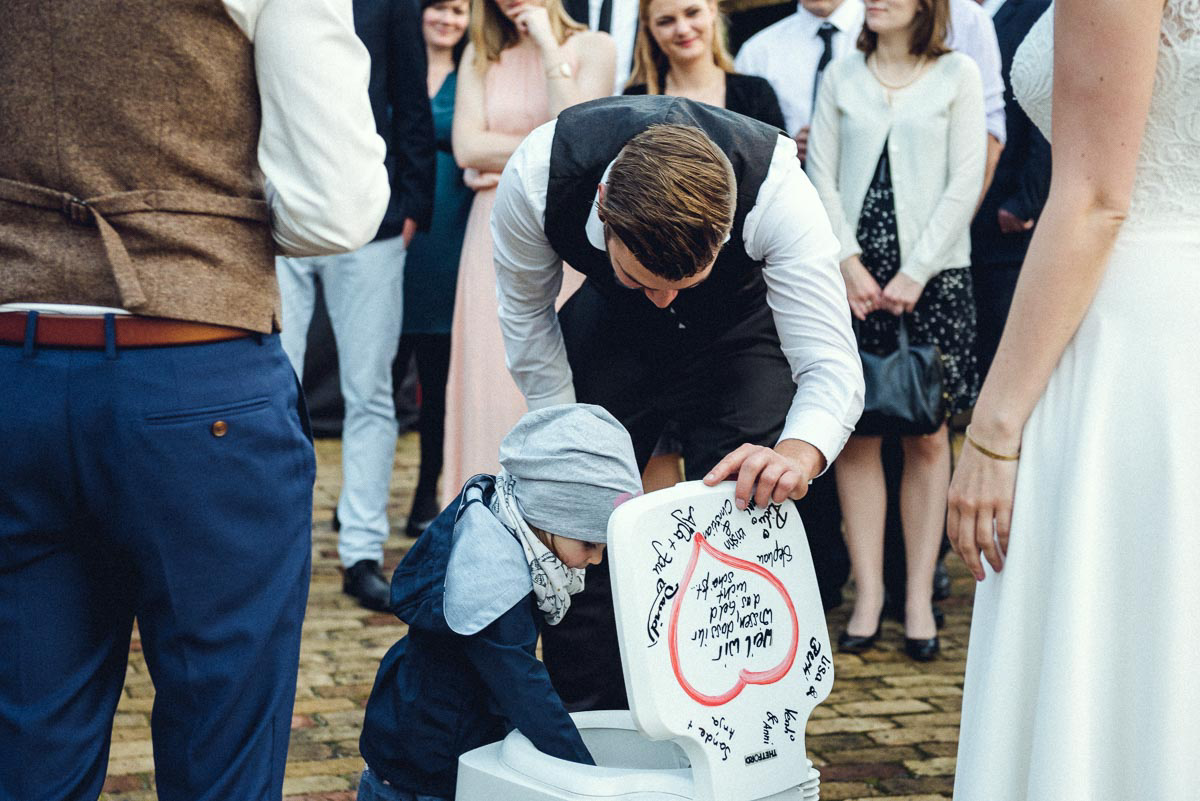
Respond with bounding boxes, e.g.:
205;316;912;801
964;424;1020;462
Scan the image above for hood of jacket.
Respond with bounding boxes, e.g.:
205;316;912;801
389;474;533;636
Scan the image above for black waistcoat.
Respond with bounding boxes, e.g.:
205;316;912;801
544;96;780;341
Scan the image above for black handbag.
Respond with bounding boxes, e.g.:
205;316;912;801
855;317;947;437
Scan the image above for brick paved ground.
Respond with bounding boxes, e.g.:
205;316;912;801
101;434;975;801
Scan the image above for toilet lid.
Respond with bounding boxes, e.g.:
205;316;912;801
608;481;833;801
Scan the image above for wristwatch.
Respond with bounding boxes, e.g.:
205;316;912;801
546;60;573;79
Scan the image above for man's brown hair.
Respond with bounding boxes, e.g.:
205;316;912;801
857;0;951;59
601;124;736;281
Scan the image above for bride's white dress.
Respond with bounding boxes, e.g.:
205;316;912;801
955;3;1200;800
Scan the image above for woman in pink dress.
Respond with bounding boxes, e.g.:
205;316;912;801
442;0;614;504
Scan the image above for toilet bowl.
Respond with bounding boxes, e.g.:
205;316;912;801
457;482;832;801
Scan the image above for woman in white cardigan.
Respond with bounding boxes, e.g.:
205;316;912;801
807;0;985;661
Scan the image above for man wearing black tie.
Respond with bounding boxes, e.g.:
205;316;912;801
735;0;860;165
563;0;639;92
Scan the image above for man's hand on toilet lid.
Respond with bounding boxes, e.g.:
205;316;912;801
703;439;825;510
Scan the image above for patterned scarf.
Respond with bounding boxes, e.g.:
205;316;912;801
491;470;586;626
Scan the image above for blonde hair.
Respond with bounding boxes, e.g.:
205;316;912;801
470;0;585;67
601;124;736;280
627;0;735;93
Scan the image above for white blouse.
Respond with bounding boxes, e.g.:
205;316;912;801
806;51;986;286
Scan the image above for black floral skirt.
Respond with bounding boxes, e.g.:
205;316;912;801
855;145;979;418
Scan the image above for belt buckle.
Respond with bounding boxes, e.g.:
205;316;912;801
60;195;94;226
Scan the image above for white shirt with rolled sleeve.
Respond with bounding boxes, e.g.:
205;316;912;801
733;0;1006;144
1;0;389;316
491;120;866;468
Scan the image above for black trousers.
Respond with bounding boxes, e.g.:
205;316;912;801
541;283;796;711
971;261;1022;378
394;333;452;525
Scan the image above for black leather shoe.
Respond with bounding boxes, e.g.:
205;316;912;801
933;560;952;601
405;490;439;538
889;603;946;629
904;636;940;662
343;560;390;612
838;614;883;653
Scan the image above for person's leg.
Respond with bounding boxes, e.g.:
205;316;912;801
357;766;442;801
0;340;136;801
834;436;888;637
79;336;315;801
898;425;951;641
881;437;908;615
542;284;666;711
275;254;321;377
407;334;452;535
642;452;684;491
971;261;1022;378
321;236;407;572
797;471;850;612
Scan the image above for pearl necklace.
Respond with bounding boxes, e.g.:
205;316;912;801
867;53;928;92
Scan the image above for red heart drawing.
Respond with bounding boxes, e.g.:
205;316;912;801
667;533;799;706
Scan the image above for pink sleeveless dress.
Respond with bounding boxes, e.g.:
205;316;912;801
442;43;585;505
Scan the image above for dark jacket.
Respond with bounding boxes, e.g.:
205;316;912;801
354;0;436;239
624;72;787;132
359;476;593;798
971;0;1052;267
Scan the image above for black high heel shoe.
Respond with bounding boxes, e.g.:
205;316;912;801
904;636;940;662
838;613;884;653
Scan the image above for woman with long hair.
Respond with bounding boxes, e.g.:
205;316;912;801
807;0;985;660
441;0;614;504
395;0;472;538
625;0;784;128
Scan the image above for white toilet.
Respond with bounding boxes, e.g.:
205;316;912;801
457;481;833;801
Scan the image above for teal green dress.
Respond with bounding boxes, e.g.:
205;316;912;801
403;72;473;335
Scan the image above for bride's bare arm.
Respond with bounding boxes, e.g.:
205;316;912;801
948;0;1165;581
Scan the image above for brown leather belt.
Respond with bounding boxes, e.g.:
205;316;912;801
0;311;253;348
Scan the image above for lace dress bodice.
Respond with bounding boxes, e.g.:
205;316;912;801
1011;1;1200;223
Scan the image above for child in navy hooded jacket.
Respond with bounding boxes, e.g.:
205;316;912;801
358;404;643;800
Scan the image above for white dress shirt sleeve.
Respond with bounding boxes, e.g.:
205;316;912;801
492;121;578;409
949;0;1007;143
224;0;390;256
744;136;865;468
899;57;987;285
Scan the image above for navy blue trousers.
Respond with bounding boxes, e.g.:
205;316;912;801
0;325;315;801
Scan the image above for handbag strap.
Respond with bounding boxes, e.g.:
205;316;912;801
896;315;911;354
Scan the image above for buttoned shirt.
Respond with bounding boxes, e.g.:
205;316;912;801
490;120;865;466
981;0;1008;15
734;0;1006;143
2;0;389;316
734;0;864;137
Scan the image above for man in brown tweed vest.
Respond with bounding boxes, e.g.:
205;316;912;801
0;2;388;799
